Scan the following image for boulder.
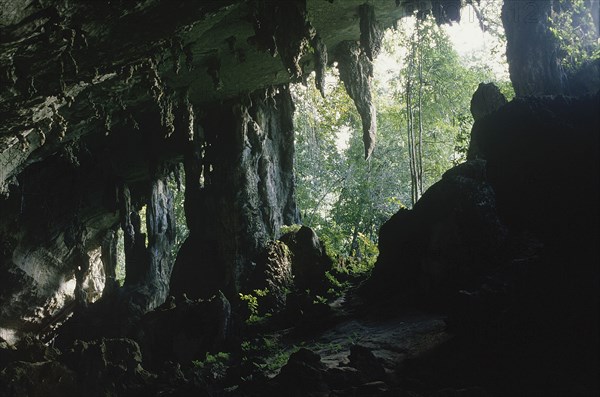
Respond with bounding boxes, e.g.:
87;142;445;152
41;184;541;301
268;348;329;397
363;160;507;306
0;334;59;370
134;292;231;370
245;241;294;315
60;338;152;397
280;226;333;295
469;82;507;122
348;344;387;383
0;361;77;397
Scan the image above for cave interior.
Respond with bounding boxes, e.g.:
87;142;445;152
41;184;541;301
0;0;599;396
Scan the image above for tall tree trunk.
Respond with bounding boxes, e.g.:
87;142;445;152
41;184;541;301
406;35;419;206
406;80;416;206
416;21;424;200
349;222;360;257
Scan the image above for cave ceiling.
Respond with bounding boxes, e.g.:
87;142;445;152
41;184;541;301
0;0;452;194
0;0;466;343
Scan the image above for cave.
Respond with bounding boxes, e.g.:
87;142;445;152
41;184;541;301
0;1;598;396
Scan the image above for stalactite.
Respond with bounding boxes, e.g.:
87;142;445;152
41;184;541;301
145;171;176;309
104;113;112;136
183;43;194;71
359;3;383;61
184;92;195;141
249;0;314;80
37;129;46;146
50;105;68;141
311;34;327;98
16;133;29;152
148;58;176;137
100;229;119;299
170;37;184;75
72;226;90;310
207;56;223;90
336;41;376;159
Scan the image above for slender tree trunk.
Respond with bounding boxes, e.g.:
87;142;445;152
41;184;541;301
349;222;360;257
406;80;416;206
406;36;419;206
416;22;424;200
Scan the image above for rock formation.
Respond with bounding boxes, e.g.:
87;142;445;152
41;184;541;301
1;0;440;344
1;0;599;396
502;0;600;96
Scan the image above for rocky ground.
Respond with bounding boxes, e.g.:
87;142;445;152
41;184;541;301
0;282;462;397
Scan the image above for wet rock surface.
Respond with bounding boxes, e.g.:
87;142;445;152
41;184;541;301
0;1;599;396
1;0;428;345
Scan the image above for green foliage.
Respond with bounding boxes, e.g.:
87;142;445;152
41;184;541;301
280;224;302;235
192;351;231;368
192;351;231;381
548;0;600;72
293;12;512;277
239;288;270;325
325;270;344;290
313;295;328;305
240;335;299;375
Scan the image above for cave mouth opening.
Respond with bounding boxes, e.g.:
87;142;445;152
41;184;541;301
289;3;511;278
0;0;598;395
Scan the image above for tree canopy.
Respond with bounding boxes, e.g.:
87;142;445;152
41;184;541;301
291;9;513;267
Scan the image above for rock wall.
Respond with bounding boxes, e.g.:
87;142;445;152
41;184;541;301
363;93;600;384
502;0;600;96
170;85;299;300
1;0;434;342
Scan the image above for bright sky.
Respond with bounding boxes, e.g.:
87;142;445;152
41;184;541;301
331;1;511;153
444;5;488;56
374;2;510;86
443;3;510;80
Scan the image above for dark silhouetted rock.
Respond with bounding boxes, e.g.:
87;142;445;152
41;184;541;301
468;93;600;245
362;160;507;306
280;226;333;295
61;338;152;397
269;348;329;397
0;361;77;397
470;83;507;122
349;344;387;382
134;292;231;370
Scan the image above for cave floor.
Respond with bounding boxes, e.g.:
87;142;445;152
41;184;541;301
268;299;449;379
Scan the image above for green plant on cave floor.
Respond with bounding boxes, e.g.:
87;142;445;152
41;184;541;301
192;351;231;381
240;335;301;376
328;232;379;282
239;288;270;325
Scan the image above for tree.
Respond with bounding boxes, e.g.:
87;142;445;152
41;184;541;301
548;0;600;73
292;9;513;264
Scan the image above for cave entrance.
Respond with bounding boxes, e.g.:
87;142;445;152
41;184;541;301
289;2;512;275
115;228;126;286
